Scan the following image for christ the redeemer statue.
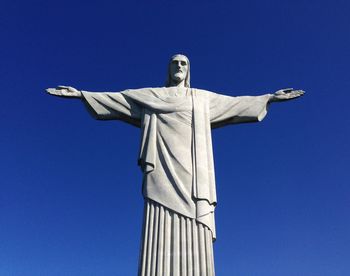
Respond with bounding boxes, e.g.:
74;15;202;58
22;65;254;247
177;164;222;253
47;54;304;276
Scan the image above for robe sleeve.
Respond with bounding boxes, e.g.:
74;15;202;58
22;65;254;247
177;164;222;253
81;90;142;127
209;92;271;129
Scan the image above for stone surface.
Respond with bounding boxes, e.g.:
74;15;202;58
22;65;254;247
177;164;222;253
46;54;304;276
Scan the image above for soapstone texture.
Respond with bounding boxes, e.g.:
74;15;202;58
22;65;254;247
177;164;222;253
46;54;304;276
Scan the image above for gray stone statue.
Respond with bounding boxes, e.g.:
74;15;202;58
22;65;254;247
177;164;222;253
47;54;304;276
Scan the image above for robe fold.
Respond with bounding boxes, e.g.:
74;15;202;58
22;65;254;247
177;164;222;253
82;87;270;275
81;87;270;240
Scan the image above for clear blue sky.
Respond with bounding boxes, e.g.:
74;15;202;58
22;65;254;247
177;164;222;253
1;0;349;275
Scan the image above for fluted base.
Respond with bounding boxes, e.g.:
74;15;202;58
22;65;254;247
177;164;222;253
138;199;215;276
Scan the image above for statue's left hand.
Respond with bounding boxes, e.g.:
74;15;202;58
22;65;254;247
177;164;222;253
46;86;82;98
269;88;305;102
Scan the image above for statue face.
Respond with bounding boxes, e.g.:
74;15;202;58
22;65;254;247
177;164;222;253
169;55;189;84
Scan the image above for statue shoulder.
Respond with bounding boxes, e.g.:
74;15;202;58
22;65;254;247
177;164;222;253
192;88;218;98
122;87;165;96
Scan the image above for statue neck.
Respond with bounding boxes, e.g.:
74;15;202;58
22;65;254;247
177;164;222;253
169;79;186;88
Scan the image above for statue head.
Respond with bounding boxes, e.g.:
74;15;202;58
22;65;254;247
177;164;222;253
165;54;190;87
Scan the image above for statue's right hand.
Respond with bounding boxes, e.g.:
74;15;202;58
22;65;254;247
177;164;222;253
46;85;82;98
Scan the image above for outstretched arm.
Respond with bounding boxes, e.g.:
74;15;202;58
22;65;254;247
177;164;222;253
209;88;304;128
46;86;142;127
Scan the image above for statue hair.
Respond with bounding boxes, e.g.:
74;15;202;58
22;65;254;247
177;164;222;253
165;54;191;88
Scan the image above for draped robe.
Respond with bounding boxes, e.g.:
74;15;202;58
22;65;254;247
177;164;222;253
82;87;270;239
